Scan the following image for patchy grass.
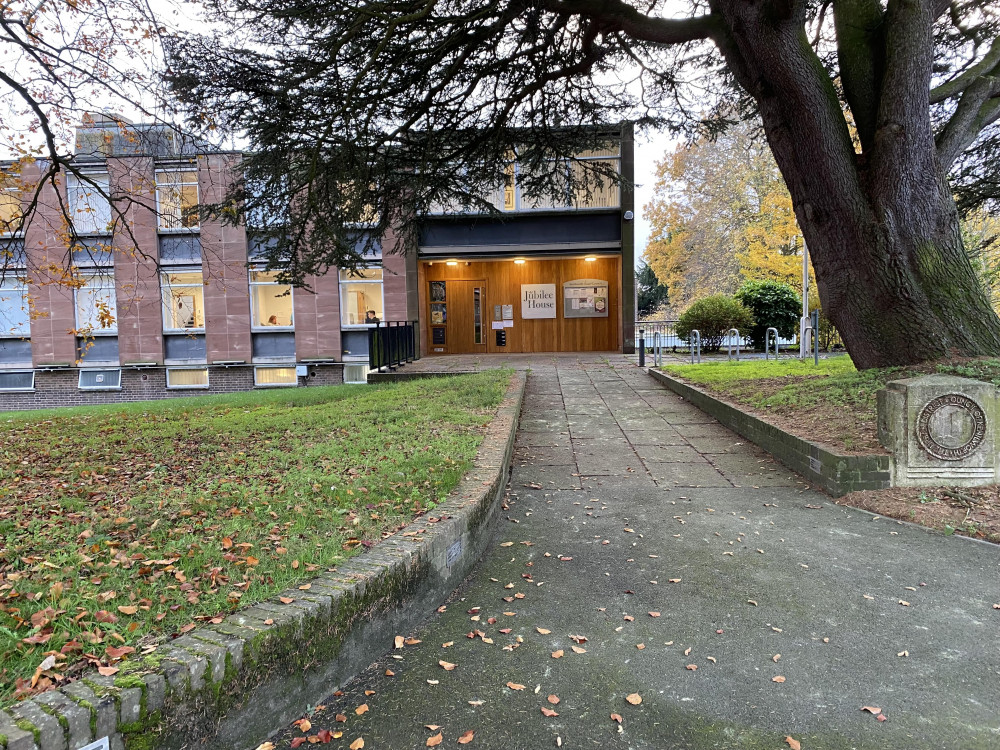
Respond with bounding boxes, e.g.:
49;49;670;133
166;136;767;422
0;372;510;706
662;356;1000;454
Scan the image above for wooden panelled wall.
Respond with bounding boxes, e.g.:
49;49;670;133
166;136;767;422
418;256;622;354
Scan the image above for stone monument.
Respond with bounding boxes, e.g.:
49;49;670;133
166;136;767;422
878;375;998;487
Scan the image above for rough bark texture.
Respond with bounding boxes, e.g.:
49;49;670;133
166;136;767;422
708;0;1000;368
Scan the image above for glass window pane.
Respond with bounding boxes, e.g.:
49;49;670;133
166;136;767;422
250;275;293;327
254;366;297;386
75;275;118;333
338;268;383;282
166;368;209;388
340;281;383;326
0;185;21;235
156;171;200;230
161;271;205;330
0;278;30;337
0;370;33;390
67;174;112;235
571;159;619;208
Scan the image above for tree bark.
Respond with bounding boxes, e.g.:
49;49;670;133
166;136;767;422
708;0;1000;368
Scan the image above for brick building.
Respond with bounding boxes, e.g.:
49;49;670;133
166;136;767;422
0;120;634;410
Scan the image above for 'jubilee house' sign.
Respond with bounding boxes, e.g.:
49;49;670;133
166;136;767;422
521;284;557;319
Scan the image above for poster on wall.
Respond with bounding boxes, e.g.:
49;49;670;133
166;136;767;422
563;279;609;318
521;284;557;319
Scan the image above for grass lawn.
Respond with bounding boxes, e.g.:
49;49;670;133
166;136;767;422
0;371;510;706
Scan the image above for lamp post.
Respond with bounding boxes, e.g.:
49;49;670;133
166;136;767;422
800;239;809;359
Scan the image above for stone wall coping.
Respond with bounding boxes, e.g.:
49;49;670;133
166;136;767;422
646;368;890;497
0;372;526;750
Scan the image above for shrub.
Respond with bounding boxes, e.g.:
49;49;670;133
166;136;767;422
675;295;755;352
734;280;801;350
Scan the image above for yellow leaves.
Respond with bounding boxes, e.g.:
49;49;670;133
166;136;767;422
426;733;443;747
457;730;475;744
355;704;369;715
625;693;642;705
349;738;365;750
117;605;138;615
293;718;311;732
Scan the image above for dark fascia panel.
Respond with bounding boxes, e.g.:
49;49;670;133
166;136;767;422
418;211;621;251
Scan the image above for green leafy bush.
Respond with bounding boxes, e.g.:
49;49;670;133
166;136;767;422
675;295;755;352
734;280;801;350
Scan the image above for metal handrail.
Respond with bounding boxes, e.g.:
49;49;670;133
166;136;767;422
765;327;779;360
801;326;819;364
690;329;701;364
726;328;741;361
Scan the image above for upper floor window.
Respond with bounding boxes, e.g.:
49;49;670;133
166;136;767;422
339;267;384;327
161;271;205;331
67;173;112;235
0;277;30;337
156;170;199;231
74;273;118;334
0;179;21;236
249;269;293;329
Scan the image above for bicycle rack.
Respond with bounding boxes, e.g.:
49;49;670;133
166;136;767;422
765;327;779;360
726;328;741;361
653;331;663;367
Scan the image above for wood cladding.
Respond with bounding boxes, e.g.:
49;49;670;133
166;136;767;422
421;256;621;353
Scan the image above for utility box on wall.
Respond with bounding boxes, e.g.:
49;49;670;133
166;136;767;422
878;375;997;486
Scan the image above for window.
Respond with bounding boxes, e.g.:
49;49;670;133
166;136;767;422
166;368;209;389
250;270;293;328
155;170;199;231
161;271;205;330
0;277;30;337
0;370;34;391
339;268;384;326
254;366;297;386
74;274;118;334
343;363;370;384
570;157;619;209
78;368;121;390
0;178;20;235
66;173;112;235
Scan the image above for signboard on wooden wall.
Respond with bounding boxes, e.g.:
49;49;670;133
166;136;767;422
563;279;609;318
521;284;557;319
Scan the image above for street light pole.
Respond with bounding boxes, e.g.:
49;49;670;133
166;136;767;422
800;240;809;359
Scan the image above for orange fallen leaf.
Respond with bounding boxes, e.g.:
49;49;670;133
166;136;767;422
349;739;364;750
394;635;405;649
293;718;312;732
785;737;801;750
97;666;119;676
877;714;887;722
506;682;525;691
118;605;138;615
335;714;347;723
861;706;882;715
551;650;564;659
686;664;697;671
636;644;645;650
279;597;295;604
385;669;395;676
405;638;422;645
457;730;475;744
623;615;634;622
540;707;559;717
648;612;660;618
668;578;681;583
571;646;586;654
425;725;441;730
536;627;551;635
264;619;274;625
772;676;786;683
625;693;642;705
773;654;781;663
355;704;369;715
426;733;443;747
364;690;375;696
547;695;560;704
610;713;623;724
298;584;311;590
439;660;457;671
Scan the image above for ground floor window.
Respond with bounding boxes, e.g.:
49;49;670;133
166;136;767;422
0;370;34;391
78;368;121;390
254;366;297;386
339;267;383;326
343;363;370;384
166;367;209;389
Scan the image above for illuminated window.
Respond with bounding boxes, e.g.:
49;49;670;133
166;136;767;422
250;270;293;329
254;366;297;386
67;173;112;234
166;368;209;389
339;267;384;326
74;274;118;334
161;271;205;331
155;170;199;230
0;179;20;236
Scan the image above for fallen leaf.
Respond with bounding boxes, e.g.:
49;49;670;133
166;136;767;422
610;713;623;723
551;650;564;659
349;739;364;750
648;612;661;618
405;638;422;645
468;700;484;706
316;730;333;743
747;600;758;606
507;682;525;690
685;664;697;671
773;654;781;663
279;597;295;604
541;707;559;717
547;695;560;704
364;690;375;696
394;635;405;649
625;693;642;705
425;725;441;731
636;643;645;650
439;660;457;671
571;646;586;654
500;542;514;547
118;605;138;615
623;615;634;622
861;706;882;715
336;714;347;723
706;656;717;663
355;704;369;715
290;738;307;749
264;619;274;625
899;600;910;607
97;666;119;676
256;744;275;750
772;676;786;683
668;578;681;583
294;719;312;732
536;627;551;635
785;737;801;750
877;714;887;722
385;669;395;676
897;651;909;657
426;733;443;747
298;584;311;591
458;730;475;744
427;680;439;685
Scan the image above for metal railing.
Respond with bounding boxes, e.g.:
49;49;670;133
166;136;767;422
368;321;419;372
635;320;798;356
726;328;741;361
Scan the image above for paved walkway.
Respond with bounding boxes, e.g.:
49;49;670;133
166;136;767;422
266;356;1000;749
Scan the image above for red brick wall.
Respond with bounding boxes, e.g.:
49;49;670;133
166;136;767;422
22;163;79;366
198;155;252;362
110;157;164;364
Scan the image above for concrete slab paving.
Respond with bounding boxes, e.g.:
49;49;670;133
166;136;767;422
261;355;1000;750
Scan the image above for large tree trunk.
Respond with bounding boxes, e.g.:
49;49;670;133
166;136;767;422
710;0;1000;369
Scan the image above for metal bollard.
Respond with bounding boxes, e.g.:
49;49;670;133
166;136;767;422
638;329;645;367
690;330;701;364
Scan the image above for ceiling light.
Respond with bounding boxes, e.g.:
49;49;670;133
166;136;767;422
514;259;526;264
446;261;458;266
585;256;597;262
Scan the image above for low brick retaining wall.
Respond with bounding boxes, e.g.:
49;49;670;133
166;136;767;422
647;369;890;496
0;373;526;750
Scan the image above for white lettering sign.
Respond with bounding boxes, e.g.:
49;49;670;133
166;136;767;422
521;284;557;319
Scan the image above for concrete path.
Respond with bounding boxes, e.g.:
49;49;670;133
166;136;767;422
265;356;1000;750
